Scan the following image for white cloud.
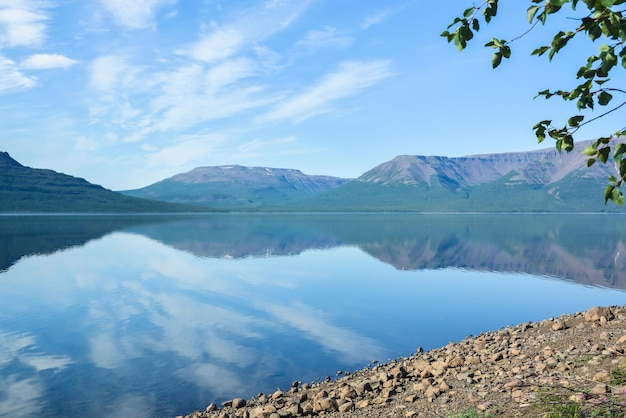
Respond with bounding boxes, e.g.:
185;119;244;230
146;135;223;168
0;0;50;47
74;136;99;151
20;53;77;70
89;55;132;91
189;28;244;63
260;60;394;123
254;44;282;73
150;61;275;132
0;55;36;92
238;136;297;154
205;57;255;90
295;26;353;51
99;0;177;30
361;6;406;30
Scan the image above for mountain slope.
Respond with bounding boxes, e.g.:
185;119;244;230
286;142;622;212
121;165;351;209
0;152;211;213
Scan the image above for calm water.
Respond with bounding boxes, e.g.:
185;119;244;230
0;213;625;417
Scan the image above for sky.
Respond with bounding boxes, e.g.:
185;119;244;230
1;0;624;190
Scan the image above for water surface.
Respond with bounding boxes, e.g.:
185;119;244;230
0;213;624;417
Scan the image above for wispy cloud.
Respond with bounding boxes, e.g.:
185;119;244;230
361;5;406;30
238;136;297;153
98;0;177;30
20;53;76;70
145;134;225;168
0;55;36;92
148;60;276;133
188;28;244;63
260;60;394;123
0;0;50;47
295;26;353;52
89;55;134;91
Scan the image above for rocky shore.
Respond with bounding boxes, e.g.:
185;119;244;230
182;306;626;418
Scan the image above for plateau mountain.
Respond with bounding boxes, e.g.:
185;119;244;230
284;141;622;212
121;165;351;209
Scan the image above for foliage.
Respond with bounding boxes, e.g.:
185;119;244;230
533;372;626;418
609;361;626;385
442;0;626;205
447;409;493;418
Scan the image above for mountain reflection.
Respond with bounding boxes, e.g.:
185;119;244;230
3;214;626;290
128;214;626;290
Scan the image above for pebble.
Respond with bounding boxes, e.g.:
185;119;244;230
182;305;626;418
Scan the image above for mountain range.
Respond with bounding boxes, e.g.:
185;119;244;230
1;141;624;212
122;140;621;212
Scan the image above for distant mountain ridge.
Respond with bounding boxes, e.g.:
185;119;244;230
120;142;623;212
122;165;351;209
4;141;625;213
285;140;621;212
0;152;210;213
358;144;606;189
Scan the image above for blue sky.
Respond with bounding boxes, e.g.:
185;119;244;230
1;0;624;190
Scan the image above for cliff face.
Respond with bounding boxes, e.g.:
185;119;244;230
357;142;611;191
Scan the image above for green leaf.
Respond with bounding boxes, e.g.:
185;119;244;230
527;5;540;23
582;144;598;156
568;115;584;127
612;188;624;206
532;46;550;56
597;91;613;105
492;51;503;68
587;158;596;167
605;185;615;204
599;147;611;163
463;6;475;18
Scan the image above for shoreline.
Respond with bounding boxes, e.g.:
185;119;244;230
181;305;626;418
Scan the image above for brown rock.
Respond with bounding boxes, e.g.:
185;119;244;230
356;399;370;409
338;401;354;413
584;306;614;322
390;365;408;379
313;397;338;413
340;387;358;399
591;383;609;395
448;356;465;368
355;381;372;395
504;380;521;390
232;398;246;409
593;371;610;382
312;390;328;401
405;394;419;403
425;386;440;400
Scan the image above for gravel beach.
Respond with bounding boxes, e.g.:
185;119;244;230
181;305;626;418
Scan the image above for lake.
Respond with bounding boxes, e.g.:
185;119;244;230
0;213;625;417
